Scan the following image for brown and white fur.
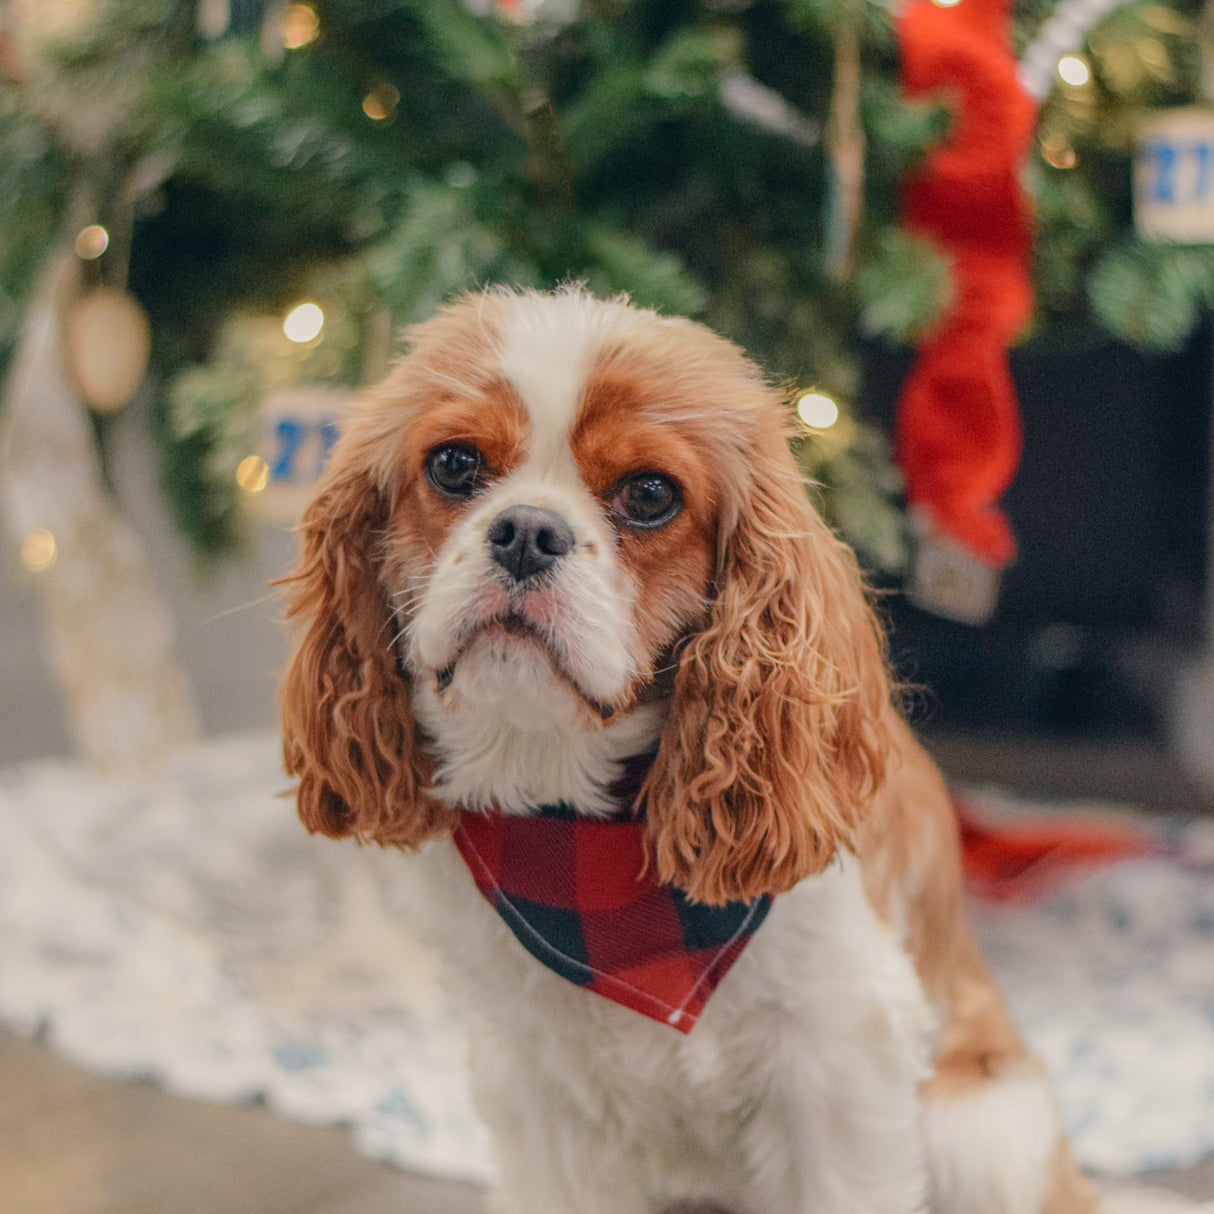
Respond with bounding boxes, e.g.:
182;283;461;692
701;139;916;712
280;286;1102;1214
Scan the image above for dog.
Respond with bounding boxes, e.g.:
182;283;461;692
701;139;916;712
280;286;1101;1214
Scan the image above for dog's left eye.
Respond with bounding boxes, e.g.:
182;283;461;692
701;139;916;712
426;443;484;497
610;472;683;529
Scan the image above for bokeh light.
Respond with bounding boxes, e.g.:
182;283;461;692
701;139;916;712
1058;55;1091;87
796;392;840;430
283;4;320;50
362;83;401;122
74;225;109;260
236;455;271;493
20;529;58;572
283;302;325;344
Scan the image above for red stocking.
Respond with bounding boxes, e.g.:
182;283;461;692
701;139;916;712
896;0;1038;569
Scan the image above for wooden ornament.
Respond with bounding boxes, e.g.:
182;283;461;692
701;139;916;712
64;286;152;413
1134;108;1214;243
246;385;350;523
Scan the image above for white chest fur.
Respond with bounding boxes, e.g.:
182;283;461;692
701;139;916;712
397;840;935;1214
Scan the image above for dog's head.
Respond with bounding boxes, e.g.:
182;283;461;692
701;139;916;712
281;287;891;904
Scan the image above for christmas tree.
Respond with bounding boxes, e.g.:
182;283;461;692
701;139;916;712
1;0;1211;762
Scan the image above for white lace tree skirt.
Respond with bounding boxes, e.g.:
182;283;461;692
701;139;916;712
2;733;1213;1188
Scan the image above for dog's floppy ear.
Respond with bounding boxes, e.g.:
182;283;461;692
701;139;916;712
279;452;455;849
643;416;892;905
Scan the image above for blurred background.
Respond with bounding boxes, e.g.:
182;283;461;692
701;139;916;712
2;0;1213;790
2;0;1214;1210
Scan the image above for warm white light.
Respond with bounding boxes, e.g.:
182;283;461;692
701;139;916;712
283;302;324;344
20;528;58;572
362;83;401;122
282;3;320;49
1057;55;1091;87
796;392;840;429
74;224;109;260
236;455;270;493
931;0;963;9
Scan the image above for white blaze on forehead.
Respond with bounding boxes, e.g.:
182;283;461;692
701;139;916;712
496;288;648;473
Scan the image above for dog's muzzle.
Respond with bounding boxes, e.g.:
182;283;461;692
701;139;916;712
486;505;576;583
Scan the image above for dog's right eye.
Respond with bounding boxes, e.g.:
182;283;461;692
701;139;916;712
426;444;484;497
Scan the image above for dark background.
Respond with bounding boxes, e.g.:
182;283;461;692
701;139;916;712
863;324;1212;736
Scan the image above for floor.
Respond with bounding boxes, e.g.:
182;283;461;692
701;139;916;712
921;731;1214;817
0;1029;488;1214
2;731;1213;1213
4;1016;1214;1214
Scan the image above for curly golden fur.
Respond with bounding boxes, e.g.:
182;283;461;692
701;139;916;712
278;287;1101;1214
281;289;891;903
643;414;891;904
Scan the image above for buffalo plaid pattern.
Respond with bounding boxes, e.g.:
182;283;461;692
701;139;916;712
454;803;771;1033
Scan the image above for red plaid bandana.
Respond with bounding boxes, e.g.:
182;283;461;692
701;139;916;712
454;802;771;1033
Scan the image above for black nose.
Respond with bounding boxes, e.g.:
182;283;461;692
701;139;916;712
486;505;576;583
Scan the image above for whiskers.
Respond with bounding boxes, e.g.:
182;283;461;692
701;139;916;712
383;576;434;653
390;576;434;610
203;590;284;626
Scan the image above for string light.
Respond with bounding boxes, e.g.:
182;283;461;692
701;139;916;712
282;3;320;49
74;224;109;260
1057;55;1091;87
20;528;58;572
362;83;401;122
283;302;325;344
796;391;840;430
236;455;270;493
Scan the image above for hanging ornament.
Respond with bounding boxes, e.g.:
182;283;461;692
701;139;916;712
895;0;1038;624
1133;0;1214;242
0;252;199;771
246;385;349;523
63;285;152;413
1135;108;1214;242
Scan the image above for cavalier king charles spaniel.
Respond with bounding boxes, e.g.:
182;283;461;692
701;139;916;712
281;286;1100;1214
